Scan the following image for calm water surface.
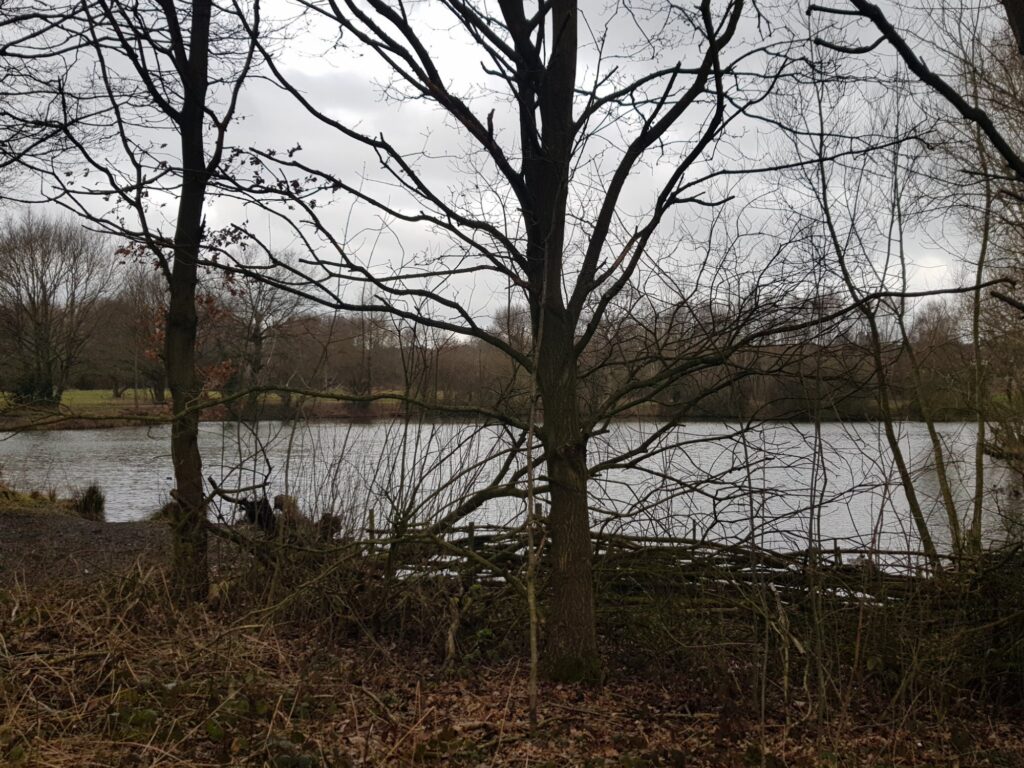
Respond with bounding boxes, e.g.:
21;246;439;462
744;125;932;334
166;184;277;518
0;420;1014;552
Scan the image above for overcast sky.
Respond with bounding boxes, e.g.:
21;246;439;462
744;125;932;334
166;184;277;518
4;0;1003;324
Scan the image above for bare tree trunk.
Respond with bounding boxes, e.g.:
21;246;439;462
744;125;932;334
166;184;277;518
165;0;213;602
970;131;994;554
899;337;963;553
536;311;600;682
166;260;207;600
542;427;599;681
166;225;207;600
889;152;963;553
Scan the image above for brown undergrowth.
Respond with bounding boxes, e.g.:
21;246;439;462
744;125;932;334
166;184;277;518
2;530;1024;766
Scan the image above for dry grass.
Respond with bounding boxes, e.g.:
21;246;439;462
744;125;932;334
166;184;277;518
0;483;72;516
2;552;1024;767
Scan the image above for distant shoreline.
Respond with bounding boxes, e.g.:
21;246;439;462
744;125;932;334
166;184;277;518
0;411;983;434
1;387;982;432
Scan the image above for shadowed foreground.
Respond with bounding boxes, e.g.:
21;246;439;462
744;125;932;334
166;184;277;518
1;508;1023;766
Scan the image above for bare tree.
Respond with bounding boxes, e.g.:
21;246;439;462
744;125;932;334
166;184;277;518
0;211;115;404
219;256;306;413
0;3;78;194
1;0;262;600
812;2;1024;549
220;0;825;679
117;260;170;404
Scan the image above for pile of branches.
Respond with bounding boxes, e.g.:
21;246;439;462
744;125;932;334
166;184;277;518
201;519;1024;711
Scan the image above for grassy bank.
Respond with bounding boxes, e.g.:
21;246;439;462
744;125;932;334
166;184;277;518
0;480;104;519
0;389;171;430
4;389;953;432
0;390;418;431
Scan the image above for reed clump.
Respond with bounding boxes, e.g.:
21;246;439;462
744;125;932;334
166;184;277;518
70;482;105;522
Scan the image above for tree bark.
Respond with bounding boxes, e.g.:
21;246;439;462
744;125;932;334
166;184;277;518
166;209;207;602
537;315;600;681
1002;0;1024;56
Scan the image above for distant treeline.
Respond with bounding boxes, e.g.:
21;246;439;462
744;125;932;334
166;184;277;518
0;266;996;423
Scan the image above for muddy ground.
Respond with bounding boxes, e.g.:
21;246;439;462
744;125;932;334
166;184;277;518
0;507;170;589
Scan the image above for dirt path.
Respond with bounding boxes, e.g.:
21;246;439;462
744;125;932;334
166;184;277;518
0;509;170;589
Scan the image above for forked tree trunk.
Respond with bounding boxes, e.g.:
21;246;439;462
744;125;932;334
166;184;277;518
515;0;599;680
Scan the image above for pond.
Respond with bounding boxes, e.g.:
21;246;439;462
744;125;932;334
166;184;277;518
0;419;1016;553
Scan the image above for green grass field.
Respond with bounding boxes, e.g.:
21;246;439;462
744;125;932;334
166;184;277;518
59;389;169;409
2;388;429;427
0;389;171;428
